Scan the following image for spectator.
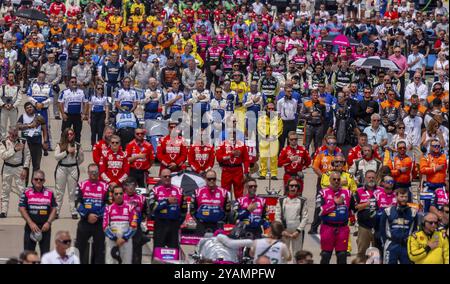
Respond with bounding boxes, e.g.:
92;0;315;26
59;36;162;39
19;250;40;264
250;221;292;264
295;250;313;264
41;231;80;264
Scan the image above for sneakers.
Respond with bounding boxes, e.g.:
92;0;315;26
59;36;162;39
55;115;61;120
72;214;79;220
43;150;49;156
308;229;318;235
270;176;278;180
258;176;266;180
0;213;7;218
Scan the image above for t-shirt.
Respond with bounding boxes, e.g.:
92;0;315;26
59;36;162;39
17;114;43;145
253;238;289;264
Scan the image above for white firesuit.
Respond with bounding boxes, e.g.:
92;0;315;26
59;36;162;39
0;138;31;214
54;142;84;215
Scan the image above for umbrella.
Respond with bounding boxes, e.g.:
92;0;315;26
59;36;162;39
14;9;49;22
351;56;400;71
321;34;359;47
171;171;206;196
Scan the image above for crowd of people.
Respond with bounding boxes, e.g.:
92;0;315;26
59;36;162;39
0;0;449;264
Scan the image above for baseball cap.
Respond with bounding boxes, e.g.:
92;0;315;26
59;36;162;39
111;246;122;264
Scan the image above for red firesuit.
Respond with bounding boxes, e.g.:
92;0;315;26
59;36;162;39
93;139;109;165
156;135;188;173
126;140;154;171
99;149;130;186
188;144;215;174
216;140;249;199
126;139;155;187
278;145;311;193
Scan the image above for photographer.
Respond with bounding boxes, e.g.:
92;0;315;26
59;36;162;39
299;89;326;153
355;87;379;132
329;92;359;157
380;89;403;135
16;102;48;181
0;127;31;218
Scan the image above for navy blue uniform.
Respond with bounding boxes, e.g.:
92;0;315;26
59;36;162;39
101;61;124;97
379;205;418;264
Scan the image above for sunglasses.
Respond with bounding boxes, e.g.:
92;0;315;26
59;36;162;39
207;177;216;181
328;142;337;146
398;147;406;150
248;185;257;189
289;138;297;141
431;145;441;148
58;239;72;245
97;88;104;91
111;141;120;145
332;178;341;181
162;175;171;178
425;221;438;225
372;119;380;122
385;180;395;184
33;178;44;181
113;192;123;196
434;88;442;91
